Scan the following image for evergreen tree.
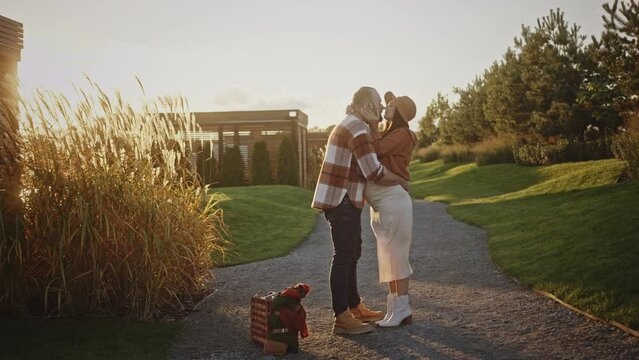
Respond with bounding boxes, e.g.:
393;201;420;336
277;136;298;186
251;141;272;185
484;9;591;142
196;142;217;186
586;0;639;125
578;41;623;135
417;93;445;147
484;52;533;139
418;93;450;145
517;9;591;140
443;77;493;144
220;145;244;186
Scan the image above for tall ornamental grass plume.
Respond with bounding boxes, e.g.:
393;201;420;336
472;137;515;166
1;79;228;320
612;116;639;180
415;145;442;163
440;144;475;164
0;77;24;316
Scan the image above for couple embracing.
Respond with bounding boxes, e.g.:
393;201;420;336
312;86;417;335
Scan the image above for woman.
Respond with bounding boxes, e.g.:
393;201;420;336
364;91;417;327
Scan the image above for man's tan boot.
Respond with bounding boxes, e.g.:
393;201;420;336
349;302;384;322
333;310;374;335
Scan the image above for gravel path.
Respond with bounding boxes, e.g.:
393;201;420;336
169;200;639;359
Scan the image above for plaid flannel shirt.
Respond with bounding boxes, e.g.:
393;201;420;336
311;114;385;210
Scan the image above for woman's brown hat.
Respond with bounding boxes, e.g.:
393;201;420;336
384;91;416;122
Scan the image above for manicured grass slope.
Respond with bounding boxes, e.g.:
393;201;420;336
213;185;318;266
409;159;639;329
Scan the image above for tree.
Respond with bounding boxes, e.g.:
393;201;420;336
484;9;591;142
220;145;244;186
518;9;591;140
277;137;298;186
586;0;639;125
418;93;449;145
484;52;533;139
196;141;217;186
251;141;272;185
577;41;623;135
442;77;493;144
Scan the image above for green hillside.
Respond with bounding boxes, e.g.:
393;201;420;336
409;159;639;329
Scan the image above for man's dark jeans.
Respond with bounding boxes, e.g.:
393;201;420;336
324;195;362;316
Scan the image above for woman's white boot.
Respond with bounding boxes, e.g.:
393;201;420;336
377;295;412;327
375;293;397;325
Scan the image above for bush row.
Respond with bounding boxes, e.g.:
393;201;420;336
512;138;613;166
194;138;298;187
416;137;614;167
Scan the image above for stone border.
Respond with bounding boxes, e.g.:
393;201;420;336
534;289;639;338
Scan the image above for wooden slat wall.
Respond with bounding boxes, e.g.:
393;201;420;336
0;15;23;60
194;109;308;127
189;110;309;185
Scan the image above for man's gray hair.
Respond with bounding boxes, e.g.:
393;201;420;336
352;86;377;107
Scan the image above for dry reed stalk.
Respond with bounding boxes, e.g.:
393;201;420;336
1;79;229;319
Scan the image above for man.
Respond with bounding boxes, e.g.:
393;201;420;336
312;86;408;335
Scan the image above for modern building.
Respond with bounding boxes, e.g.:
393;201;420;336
0;14;22;103
191;109;310;186
0;14;23;221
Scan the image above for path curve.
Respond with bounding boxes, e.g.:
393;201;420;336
169;200;639;359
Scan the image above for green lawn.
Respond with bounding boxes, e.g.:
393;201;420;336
409;159;639;329
212;185;319;266
0;317;180;360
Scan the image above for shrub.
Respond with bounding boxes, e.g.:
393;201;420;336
277;137;298;186
513;139;613;166
220;145;245;186
415;145;441;163
0;83;228;319
473;138;515;166
440;144;475;163
306;145;325;189
612;131;639;180
196;141;217;186
251;141;272;185
513;142;556;165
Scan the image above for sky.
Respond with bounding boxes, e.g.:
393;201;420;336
4;0;610;131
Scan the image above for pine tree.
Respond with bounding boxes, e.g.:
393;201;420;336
442;77;493;144
277;137;298;186
591;0;639;121
519;9;591;140
251;141;272;185
484;52;532;139
417;93;447;147
220;145;244;186
483;9;591;142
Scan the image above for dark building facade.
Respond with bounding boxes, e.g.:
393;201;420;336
192;109;309;186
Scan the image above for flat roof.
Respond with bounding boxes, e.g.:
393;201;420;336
193;109;308;127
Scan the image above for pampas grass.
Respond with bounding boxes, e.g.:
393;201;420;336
0;79;228;319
